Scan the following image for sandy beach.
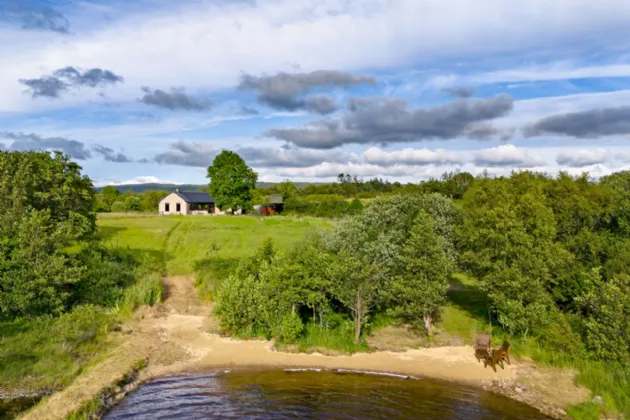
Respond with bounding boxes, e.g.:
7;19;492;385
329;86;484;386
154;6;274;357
21;276;588;420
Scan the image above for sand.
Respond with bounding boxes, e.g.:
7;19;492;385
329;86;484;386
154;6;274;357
21;276;588;420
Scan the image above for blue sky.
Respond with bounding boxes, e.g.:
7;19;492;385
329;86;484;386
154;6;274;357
2;0;630;186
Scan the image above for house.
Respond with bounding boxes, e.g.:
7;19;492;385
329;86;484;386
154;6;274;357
159;189;216;215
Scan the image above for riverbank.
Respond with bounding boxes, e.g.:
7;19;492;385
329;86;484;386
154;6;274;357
20;276;590;420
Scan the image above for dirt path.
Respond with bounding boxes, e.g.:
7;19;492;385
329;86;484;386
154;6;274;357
22;276;589;420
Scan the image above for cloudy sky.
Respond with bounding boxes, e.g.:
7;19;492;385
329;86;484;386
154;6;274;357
3;0;630;186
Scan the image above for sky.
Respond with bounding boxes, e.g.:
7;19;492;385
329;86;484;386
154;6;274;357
3;0;630;187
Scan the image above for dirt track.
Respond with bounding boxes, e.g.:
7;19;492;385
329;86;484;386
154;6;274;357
21;276;589;420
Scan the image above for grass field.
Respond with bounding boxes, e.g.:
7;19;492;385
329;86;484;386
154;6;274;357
97;214;332;296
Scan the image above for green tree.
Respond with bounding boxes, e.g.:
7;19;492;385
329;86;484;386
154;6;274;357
0;150;96;238
459;173;565;336
111;201;125;212
383;211;452;334
100;186;122;211
575;269;630;361
346;198;364;215
331;252;381;343
278;180;298;200
124;196;141;211
207;151;258;212
0;210;84;317
139;190;169;212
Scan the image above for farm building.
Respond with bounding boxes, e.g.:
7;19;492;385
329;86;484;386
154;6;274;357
159;189;218;215
253;194;284;216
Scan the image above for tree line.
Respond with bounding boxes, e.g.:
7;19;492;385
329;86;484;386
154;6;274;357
215;170;630;363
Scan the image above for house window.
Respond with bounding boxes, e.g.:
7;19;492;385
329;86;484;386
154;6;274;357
176;203;181;212
165;203;170;212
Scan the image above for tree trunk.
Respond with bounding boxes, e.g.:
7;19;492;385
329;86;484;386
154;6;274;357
354;295;362;344
319;310;323;330
424;313;433;336
292;303;296;315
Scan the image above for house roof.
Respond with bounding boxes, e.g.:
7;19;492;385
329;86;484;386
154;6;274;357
174;190;215;204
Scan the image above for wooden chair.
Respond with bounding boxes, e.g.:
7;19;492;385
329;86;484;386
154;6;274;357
474;334;494;369
492;340;511;367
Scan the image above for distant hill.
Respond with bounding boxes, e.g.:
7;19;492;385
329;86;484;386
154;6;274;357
95;182;325;193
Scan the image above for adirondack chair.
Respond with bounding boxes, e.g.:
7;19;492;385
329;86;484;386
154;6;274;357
474;333;491;363
493;340;511;367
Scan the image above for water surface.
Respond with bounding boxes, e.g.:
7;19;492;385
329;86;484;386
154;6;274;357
105;369;548;419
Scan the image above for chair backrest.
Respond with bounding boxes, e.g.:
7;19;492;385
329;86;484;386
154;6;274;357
475;333;491;349
502;340;511;353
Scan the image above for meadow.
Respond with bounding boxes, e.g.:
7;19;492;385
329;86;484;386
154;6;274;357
97;214;333;297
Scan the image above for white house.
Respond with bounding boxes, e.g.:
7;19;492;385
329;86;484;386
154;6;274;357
158;189;243;215
159;190;216;215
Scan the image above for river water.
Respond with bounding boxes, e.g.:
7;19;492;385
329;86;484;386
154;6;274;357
104;369;548;419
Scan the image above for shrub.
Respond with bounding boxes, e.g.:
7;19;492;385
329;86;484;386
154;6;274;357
110;201;125;212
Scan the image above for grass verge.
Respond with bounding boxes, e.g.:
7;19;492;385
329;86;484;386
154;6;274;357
64;358;148;420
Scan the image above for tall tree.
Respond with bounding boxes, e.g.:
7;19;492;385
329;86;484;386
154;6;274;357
459;173;566;336
207;151;258;212
383;211;452;334
0;151;95;317
331;252;381;343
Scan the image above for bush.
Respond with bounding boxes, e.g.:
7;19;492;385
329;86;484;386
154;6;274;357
72;247;138;307
110;201;125;212
119;273;164;316
124;197;141;211
214;274;266;336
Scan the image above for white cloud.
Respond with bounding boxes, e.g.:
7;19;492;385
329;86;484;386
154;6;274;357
93;175;178;187
473;145;547;167
362;147;463;166
3;0;630;111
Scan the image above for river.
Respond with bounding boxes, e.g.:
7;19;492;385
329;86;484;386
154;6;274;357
104;369;548;419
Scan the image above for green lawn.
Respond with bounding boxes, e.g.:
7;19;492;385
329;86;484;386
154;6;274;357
97;214;332;296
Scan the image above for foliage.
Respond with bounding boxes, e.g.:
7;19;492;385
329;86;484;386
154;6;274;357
124;196;141;211
284;195;357;218
383;211;452;334
207;150;258;212
110;200;125;212
575;270;630;361
0;305;115;391
278;180;298;200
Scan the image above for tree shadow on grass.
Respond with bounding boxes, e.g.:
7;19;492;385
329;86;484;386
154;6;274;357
97;225;127;241
447;275;490;323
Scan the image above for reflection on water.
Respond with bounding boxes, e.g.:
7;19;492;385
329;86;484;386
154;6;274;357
105;369;548;419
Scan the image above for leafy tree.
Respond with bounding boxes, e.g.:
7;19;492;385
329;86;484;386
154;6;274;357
459;174;566;336
383;211;452;334
331;252;381;343
278;180;298;200
111;201;125;212
124;196;141;211
575;269;630;361
0;210;84;317
346;198;364;215
0;150;96;238
139;190;169;211
207;151;258;212
100;186;122;212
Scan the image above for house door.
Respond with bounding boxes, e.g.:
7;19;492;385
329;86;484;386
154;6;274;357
176;203;181;212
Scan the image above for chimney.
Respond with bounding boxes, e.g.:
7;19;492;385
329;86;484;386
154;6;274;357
176;188;179;192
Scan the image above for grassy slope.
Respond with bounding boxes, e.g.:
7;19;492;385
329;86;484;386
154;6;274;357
97;214;332;273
